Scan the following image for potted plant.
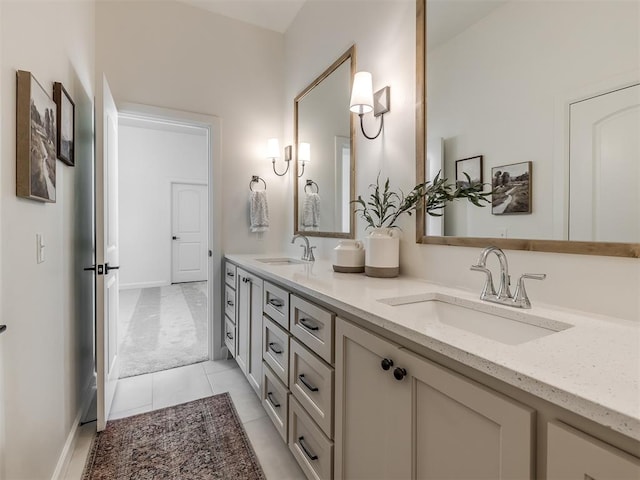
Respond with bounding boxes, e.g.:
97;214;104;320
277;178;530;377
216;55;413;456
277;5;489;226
353;172;490;277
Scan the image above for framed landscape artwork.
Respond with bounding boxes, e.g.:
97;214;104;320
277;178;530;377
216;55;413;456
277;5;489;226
53;82;75;166
491;161;532;215
455;155;483;187
16;70;57;202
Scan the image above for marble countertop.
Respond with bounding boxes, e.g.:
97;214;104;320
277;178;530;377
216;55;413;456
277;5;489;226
226;254;640;441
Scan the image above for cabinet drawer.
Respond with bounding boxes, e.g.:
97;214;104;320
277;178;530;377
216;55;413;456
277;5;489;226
290;339;334;439
264;281;289;329
261;362;289;443
224;262;236;287
263;316;290;386
289;396;333;480
224;316;236;357
547;421;640;479
290;295;334;364
224;284;236;322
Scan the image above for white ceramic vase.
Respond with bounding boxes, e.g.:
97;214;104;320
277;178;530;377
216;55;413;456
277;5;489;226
364;227;399;278
333;240;365;273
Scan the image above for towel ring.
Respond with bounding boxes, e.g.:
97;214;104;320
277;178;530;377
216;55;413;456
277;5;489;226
250;175;267;191
304;179;319;194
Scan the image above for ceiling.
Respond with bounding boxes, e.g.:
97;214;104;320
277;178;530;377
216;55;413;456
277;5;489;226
177;0;306;33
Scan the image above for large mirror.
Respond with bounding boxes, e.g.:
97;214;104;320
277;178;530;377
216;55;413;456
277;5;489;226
416;0;640;257
294;46;355;238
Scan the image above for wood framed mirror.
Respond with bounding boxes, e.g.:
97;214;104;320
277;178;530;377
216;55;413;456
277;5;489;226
416;0;640;258
294;45;356;238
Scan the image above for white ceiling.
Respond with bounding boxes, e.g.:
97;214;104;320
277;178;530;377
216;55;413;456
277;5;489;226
177;0;306;33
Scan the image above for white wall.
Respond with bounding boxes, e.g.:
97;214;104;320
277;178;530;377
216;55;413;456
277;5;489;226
429;1;639;240
0;1;95;478
96;0;286;255
119;119;208;288
282;0;640;323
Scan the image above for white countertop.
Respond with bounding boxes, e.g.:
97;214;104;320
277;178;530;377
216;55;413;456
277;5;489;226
226;254;640;441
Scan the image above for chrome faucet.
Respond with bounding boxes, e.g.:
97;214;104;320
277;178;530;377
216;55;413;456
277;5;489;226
470;246;545;309
291;234;316;262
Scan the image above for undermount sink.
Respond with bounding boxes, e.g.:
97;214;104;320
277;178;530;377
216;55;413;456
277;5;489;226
255;257;306;265
378;293;572;345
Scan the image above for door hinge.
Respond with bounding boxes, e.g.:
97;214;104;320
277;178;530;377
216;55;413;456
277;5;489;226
208;250;212;257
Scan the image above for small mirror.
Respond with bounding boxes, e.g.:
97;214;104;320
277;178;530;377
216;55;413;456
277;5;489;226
294;46;355;238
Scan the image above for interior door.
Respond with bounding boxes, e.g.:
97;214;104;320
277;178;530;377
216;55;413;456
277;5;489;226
171;182;208;283
95;74;120;431
569;84;640;243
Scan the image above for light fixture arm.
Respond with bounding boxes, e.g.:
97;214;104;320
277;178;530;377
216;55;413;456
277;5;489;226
272;158;290;177
358;113;384;140
297;162;306;178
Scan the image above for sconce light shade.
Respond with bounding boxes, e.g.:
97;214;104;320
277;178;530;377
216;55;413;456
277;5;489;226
349;71;374;115
266;138;280;159
299;142;311;163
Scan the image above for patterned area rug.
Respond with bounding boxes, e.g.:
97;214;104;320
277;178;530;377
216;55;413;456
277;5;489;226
119;282;209;378
82;393;266;480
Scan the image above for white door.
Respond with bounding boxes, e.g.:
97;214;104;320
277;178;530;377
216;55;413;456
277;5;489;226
569;84;640;243
171;183;208;283
96;74;120;431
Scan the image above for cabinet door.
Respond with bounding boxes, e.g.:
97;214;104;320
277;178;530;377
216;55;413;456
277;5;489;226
236;269;251;375
547;421;640;479
399;347;535;479
246;273;264;396
335;318;411;480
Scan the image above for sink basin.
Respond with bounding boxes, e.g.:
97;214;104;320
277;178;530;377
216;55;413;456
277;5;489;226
255;257;306;265
378;293;572;345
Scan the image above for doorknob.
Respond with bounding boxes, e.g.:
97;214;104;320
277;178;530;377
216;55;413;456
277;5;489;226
172;236;179;240
105;263;120;274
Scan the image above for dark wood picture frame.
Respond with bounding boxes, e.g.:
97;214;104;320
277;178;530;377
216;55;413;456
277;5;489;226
16;70;57;203
53;82;75;166
491;161;532;215
455;155;483;187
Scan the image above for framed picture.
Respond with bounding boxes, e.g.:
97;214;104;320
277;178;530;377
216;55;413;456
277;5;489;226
455;155;483;187
53;82;75;166
16;70;56;202
491;161;532;215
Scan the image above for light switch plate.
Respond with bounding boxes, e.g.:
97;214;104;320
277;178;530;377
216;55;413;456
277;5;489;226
36;233;45;263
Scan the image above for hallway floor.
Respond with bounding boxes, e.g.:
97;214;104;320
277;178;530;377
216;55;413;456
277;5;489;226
64;360;304;479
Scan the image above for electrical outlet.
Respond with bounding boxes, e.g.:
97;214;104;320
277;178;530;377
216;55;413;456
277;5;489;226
36;233;45;263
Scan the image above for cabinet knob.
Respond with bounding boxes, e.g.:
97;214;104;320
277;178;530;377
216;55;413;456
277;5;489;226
393;367;407;381
381;358;394;371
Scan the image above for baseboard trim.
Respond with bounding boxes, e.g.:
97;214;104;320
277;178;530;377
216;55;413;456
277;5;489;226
119;280;169;290
51;375;96;480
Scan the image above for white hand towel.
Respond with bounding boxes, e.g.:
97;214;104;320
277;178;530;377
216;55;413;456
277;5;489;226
302;192;320;231
250;190;269;232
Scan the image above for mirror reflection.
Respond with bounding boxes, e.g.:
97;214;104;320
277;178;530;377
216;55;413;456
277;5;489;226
419;0;639;255
294;46;355;238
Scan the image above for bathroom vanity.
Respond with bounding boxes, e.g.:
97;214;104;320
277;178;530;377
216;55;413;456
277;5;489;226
223;254;640;479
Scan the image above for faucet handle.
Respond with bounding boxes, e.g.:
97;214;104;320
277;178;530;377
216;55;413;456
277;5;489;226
307;246;316;262
513;273;546;309
470;265;497;298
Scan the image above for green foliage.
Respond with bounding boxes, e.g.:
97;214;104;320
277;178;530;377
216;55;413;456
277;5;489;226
353;172;491;229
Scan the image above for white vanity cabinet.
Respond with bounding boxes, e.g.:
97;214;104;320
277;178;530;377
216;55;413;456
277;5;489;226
223;261;236;356
236;267;263;396
335;318;535;480
546;421;640;479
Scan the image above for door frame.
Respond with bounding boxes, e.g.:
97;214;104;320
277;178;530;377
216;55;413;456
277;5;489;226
118;103;224;361
170;180;208;284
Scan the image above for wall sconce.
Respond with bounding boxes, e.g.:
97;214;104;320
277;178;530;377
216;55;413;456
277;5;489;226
267;138;292;176
349;71;390;140
297;142;311;177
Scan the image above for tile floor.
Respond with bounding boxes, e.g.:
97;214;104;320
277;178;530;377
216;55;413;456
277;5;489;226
63;360;305;479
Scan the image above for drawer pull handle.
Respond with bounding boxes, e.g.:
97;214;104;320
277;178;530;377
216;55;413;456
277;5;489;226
268;298;284;308
299;318;319;331
226;332;233;340
298;436;318;461
226;300;234;306
393;367;407;381
298;374;319;392
268;342;283;355
226;271;234;277
267;392;280;408
381;358;394;371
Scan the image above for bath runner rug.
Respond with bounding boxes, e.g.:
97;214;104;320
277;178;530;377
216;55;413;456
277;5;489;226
82;393;266;480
